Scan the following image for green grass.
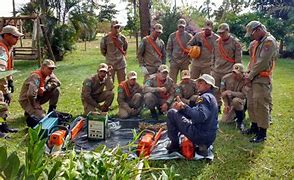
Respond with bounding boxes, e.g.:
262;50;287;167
1;38;294;179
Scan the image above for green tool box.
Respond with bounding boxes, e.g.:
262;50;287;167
87;112;108;140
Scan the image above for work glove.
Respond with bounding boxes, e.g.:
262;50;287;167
3;94;11;105
7;79;14;93
140;66;149;75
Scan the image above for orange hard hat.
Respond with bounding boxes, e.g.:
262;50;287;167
188;46;201;59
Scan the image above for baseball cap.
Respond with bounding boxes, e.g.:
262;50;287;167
232;63;244;74
98;63;108;72
217;23;230;33
245;21;262;37
0;25;24;37
111;20;121;27
42;59;56;68
154;23;163;33
158;64;169;73
181;70;190;79
196;74;217;89
177;19;186;27
204;20;213;30
127;71;137;79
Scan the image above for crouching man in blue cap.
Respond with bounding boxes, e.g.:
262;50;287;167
166;74;218;156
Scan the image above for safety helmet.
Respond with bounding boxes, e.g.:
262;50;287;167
188;46;201;59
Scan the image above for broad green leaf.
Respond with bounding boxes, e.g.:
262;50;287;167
4;152;20;179
48;161;62;179
0;146;7;170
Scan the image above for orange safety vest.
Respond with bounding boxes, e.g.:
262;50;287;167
109;33;126;56
0;41;13;70
146;36;163;60
119;81;131;98
175;31;190;54
200;32;213;53
31;70;46;96
156;77;169;100
249;40;275;78
217;38;235;63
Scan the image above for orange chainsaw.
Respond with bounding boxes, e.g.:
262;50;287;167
47;117;85;153
137;128;163;158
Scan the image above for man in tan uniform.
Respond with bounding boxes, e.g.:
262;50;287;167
19;59;61;127
81;63;114;116
211;23;242;111
220;63;247;130
243;21;278;143
143;65;175;119
188;20;219;79
100;20;128;83
175;70;198;107
117;71;143;118
137;24;166;81
166;19;192;83
0;25;22;136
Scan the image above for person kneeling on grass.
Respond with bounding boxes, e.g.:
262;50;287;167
117;71;143;119
166;74;218;156
19;59;61;128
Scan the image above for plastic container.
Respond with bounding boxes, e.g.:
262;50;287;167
87;112;108;140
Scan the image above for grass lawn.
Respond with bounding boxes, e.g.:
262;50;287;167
1;38;294;179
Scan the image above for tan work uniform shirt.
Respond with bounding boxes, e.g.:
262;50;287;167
248;33;278;84
188;31;219;68
117;81;142;110
175;79;198;104
0;40;13;94
137;34;166;69
166;31;192;64
213;35;242;74
143;74;175;105
221;73;246;107
19;72;61;107
81;74;114;107
100;33;128;69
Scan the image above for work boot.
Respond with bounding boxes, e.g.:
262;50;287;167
242;122;258;135
26;116;40;128
150;108;158;120
196;145;208;157
0;123;18;133
250;128;267;143
166;143;180;154
48;105;57;114
235;110;245;131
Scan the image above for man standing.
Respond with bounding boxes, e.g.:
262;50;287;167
166;19;192;82
117;71;143;118
0;25;23;136
166;74;218;156
175;70;198;107
211;23;242;111
81;63;114;116
137;23;166;81
243;21;278;143
100;20;128;83
19;59;61;127
143;65;175;119
188;20;219;79
220;63;247;130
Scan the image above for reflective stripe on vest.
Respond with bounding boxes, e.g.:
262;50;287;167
31;70;46;96
200;32;213;53
146;36;163;60
119;81;131;98
156;77;169;100
0;42;13;70
175;31;190;54
109;33;126;56
217;38;235;63
249;40;275;78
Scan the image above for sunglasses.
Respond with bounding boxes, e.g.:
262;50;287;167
10;34;19;39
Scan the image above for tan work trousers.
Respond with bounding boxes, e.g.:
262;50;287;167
144;92;168;110
211;71;227;106
118;93;143;118
82;90;114;116
19;88;60;119
190;65;211;80
109;67;126;84
169;61;190;83
247;82;272;129
221;97;245;123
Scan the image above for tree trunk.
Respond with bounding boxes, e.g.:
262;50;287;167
279;39;283;54
133;0;138;52
139;0;151;38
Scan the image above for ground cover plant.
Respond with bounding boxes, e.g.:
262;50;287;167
0;38;293;179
